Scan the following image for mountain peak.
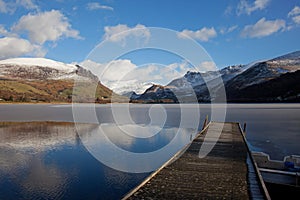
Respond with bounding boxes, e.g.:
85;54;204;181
0;57;115;103
0;57;99;81
146;84;165;92
184;71;200;77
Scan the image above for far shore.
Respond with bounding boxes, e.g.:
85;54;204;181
1;102;300;105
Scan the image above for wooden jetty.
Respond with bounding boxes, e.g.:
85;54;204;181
123;122;270;200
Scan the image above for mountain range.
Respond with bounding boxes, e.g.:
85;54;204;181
0;50;299;103
130;51;300;103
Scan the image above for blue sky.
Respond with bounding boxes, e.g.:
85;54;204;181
0;0;300;69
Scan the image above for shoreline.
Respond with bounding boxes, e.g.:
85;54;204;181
1;102;300;105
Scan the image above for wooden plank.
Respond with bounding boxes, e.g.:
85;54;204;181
123;122;269;200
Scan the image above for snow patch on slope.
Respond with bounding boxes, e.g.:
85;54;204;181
0;57;96;81
0;57;76;72
105;80;154;95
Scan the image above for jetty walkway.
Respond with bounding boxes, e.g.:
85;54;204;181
123;122;270;199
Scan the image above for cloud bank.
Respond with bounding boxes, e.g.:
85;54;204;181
237;0;270;15
103;24;151;43
86;2;113;11
177;27;217;42
241;17;285;38
0;9;81;59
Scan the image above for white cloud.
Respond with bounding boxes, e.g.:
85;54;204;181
288;6;300;24
177;27;217;42
81;59;136;82
198;61;217;71
241;17;285;38
0;0;38;14
0;0;12;13
87;2;113;11
125;64;160;81
0;25;8;36
292;15;300;24
0;37;45;59
158;62;192;80
237;0;270;15
16;0;38;10
12;10;82;44
81;59;194;94
224;6;233;15
220;25;238;34
81;59;147;94
103;24;150;43
101;59;137;82
85;60;192;84
288;6;300;17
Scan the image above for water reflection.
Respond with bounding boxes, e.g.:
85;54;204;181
78;123;197;173
0;122;93;199
0;122;196;199
0;122;84;151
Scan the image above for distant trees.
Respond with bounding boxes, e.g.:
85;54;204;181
8;96;13;101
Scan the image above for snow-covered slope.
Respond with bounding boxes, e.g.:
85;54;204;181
0;57;97;81
0;58;77;72
226;55;300;90
105;80;154;95
167;63;252;89
271;50;300;61
0;57;115;103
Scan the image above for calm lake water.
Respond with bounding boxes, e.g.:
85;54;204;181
0;104;299;199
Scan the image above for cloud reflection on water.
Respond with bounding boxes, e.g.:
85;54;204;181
78;123;197;173
0;121;197;198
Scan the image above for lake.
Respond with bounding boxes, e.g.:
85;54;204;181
0;103;299;199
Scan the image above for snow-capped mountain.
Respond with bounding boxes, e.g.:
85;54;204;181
271;50;300;61
166;63;253;89
131;50;300;103
226;51;300;91
166;71;206;88
0;58;76;71
130;84;179;103
224;51;300;102
0;58;98;81
0;57;114;103
105;80;154;95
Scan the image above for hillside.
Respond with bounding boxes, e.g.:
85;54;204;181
226;70;300;102
225;51;300;102
0;58;121;103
